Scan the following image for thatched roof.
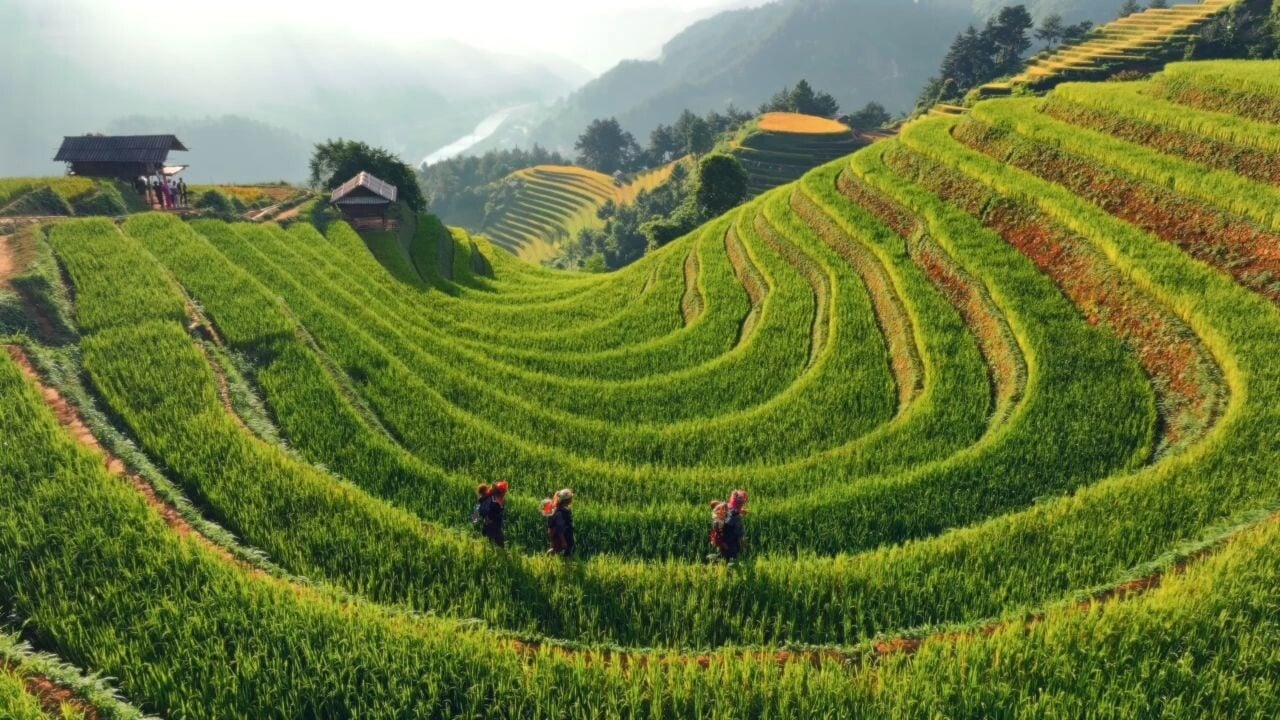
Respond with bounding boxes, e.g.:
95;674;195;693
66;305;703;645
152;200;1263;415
330;172;398;204
53;135;188;164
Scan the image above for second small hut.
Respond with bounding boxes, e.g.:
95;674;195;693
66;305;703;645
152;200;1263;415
330;172;398;229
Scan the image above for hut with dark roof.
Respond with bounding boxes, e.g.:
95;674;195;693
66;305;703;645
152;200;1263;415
330;172;398;228
53;135;188;179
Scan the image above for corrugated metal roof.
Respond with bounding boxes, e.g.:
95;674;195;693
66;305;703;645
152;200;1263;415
330;171;398;204
53;135;188;164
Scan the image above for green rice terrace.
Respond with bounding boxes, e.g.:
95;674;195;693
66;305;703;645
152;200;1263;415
481;164;675;263
2;59;1280;717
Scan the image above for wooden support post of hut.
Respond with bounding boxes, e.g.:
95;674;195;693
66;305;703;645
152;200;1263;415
330;172;397;230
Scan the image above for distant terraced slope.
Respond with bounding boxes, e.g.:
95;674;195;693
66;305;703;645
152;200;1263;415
733;112;868;196
4;60;1280;717
481;163;674;263
982;0;1242;97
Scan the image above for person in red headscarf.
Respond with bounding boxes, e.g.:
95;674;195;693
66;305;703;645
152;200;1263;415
546;488;575;558
719;489;748;562
473;481;508;548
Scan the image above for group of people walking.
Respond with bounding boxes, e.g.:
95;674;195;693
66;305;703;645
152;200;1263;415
134;176;189;210
471;484;747;563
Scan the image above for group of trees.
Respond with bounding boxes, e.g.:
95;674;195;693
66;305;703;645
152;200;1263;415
917;4;1098;107
1030;13;1095;50
574;78;847;178
561;162;693;270
573;119;641;175
574;105;756;175
759;79;840;117
645;107;755;166
1188;0;1280;60
846;101;893;130
309;139;425;211
420;146;568;227
1120;0;1168;18
553;78;856;270
562;153;748;271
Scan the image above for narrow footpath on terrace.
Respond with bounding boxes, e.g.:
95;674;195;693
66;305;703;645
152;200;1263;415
0;234;12;285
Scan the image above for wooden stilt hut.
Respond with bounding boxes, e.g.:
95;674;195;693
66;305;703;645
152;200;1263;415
330;172;397;230
53;135;188;179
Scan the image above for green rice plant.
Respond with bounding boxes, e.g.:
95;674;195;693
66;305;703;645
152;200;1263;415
199;208;991;514
968;98;1280;233
47;219;185;335
3;326;1279;717
0;669;53;720
3;185;73;217
1048;80;1280;154
1151;59;1280;122
0;633;153;720
0;178;40;206
42;207;1156;649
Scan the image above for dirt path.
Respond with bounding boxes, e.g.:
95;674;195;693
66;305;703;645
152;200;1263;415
679;247;703;325
724;226;766;345
194;340;250;433
2;661;103;720
4;345;241;566
792;189;924;408
0;234;13;287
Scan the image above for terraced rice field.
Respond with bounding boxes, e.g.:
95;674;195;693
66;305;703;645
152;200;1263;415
481;163;675;263
982;0;1240;96
0;177;146;218
188;184;299;213
733;113;868;196
2;60;1280;716
757;111;852;134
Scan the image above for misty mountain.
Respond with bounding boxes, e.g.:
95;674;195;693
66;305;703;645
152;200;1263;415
0;1;583;181
513;0;1143;153
104;116;313;185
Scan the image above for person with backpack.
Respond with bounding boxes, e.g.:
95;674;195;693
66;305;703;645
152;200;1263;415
546;488;575;558
471;482;508;548
471;484;491;527
706;500;729;563
719;489;748;563
484;481;508;547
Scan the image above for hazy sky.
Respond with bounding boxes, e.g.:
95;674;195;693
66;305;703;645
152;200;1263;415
33;0;759;74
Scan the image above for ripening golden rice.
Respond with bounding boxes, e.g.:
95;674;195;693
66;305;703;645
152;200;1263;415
757;112;851;135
